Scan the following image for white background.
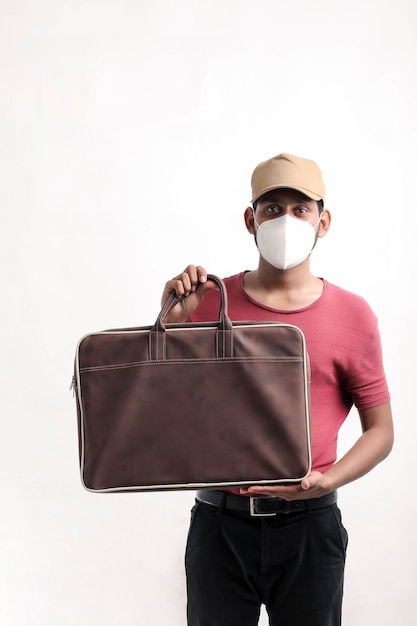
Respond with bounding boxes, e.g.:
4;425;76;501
1;1;416;624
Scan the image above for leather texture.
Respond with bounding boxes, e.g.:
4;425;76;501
73;275;312;492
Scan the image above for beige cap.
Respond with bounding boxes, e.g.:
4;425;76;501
251;152;325;203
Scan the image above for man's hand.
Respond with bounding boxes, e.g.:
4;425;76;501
239;471;330;501
161;264;217;323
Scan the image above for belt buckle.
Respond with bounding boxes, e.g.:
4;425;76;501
249;497;277;517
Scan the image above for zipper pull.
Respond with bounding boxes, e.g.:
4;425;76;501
69;375;76;397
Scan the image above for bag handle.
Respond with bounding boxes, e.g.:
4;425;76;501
149;274;233;360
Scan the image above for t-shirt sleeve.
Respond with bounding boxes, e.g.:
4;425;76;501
345;321;390;409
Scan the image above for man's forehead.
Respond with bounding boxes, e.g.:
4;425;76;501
257;188;315;204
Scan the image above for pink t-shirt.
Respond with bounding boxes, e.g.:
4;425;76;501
188;272;390;475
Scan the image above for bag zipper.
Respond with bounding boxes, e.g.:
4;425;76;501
70;375;77;397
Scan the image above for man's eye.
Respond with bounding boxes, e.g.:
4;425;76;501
266;206;280;214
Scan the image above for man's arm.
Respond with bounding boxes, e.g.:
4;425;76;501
242;401;394;499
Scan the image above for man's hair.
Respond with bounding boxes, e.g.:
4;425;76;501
252;198;324;214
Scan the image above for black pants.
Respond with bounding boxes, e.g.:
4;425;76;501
185;498;348;626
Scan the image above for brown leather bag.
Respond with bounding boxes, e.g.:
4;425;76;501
72;275;311;492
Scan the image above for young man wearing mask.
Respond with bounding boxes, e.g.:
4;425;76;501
161;152;393;626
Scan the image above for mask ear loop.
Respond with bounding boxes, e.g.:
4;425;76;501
311;215;323;250
313;215;322;229
252;207;261;230
251;208;262;249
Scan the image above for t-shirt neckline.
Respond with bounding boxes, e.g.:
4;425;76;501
238;271;327;314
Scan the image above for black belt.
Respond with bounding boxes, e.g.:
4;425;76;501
196;489;337;517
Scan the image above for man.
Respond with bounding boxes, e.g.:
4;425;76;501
161;152;393;626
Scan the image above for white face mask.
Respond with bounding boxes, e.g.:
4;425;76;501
253;213;321;270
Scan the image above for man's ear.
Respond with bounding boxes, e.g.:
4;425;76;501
244;206;256;234
317;208;331;238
